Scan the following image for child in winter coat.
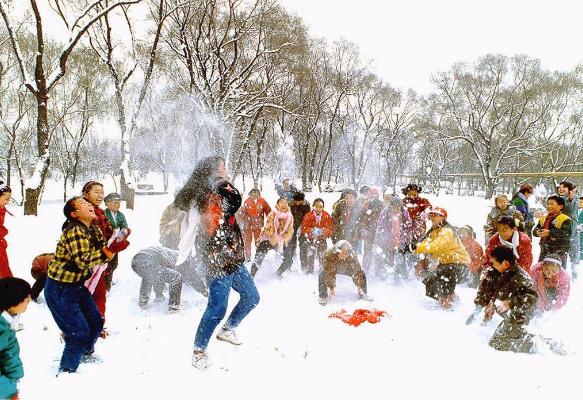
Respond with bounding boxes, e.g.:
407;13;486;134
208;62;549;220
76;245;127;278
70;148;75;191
238;188;271;261
250;198;294;277
45;197;130;373
0;182;13;278
413;207;470;309
529;255;570;312
30;253;54;301
458;226;485;287
104;192;129;290
468;246;539;354
484;216;532;273
375;196;413;279
301;198;334;274
484;195;523;243
132;246;207;312
82;181;114;326
0;277;31;400
402;183;431;242
533;195;573;267
318;240;368;305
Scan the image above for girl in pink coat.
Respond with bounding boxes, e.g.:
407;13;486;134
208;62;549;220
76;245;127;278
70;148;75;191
529;254;570;311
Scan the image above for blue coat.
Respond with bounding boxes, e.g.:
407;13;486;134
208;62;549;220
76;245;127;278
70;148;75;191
0;313;23;398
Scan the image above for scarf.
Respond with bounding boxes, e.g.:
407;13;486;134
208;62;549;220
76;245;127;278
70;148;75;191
273;208;293;253
499;231;520;259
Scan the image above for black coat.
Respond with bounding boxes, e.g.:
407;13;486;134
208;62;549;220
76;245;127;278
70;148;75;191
290;201;311;232
475;265;538;325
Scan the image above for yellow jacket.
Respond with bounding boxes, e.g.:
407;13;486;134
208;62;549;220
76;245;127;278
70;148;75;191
415;224;471;266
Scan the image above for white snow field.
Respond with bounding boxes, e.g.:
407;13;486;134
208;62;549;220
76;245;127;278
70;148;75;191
5;183;582;400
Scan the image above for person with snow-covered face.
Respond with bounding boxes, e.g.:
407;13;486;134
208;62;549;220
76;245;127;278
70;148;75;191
401;183;431;242
175;156;259;370
249;198;295;277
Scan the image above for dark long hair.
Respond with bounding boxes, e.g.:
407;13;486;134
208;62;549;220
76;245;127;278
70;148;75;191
174;156;225;212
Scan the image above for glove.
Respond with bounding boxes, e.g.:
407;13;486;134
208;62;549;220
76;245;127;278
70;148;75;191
106;239;130;253
465;305;483;325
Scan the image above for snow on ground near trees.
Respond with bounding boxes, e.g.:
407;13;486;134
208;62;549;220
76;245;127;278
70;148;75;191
6;185;583;400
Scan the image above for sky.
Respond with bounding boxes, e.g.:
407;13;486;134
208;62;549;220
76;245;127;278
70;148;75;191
280;0;583;94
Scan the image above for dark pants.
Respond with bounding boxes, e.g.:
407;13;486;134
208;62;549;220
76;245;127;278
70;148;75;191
489;320;536;353
289;231;308;271
104;254;118;291
422;263;468;300
253;240;294;276
194;265;259;350
31;269;47;300
305;239;326;273
132;258;183;308
44;278;104;372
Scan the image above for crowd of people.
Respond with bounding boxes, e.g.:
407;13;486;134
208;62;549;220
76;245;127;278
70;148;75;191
0;161;582;397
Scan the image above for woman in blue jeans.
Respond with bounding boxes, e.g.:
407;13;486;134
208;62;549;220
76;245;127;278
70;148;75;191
174;156;260;370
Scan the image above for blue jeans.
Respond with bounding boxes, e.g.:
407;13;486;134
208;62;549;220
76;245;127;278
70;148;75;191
44;278;104;372
194;265;259;350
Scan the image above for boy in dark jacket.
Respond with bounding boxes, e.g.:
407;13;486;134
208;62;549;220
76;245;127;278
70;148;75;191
0;277;31;399
468;246;538;353
289;192;311;271
533;195;572;268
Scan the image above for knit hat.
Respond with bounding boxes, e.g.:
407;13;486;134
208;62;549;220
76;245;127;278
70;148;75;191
542;254;562;267
428;207;448;219
0;277;31;311
104;192;122;203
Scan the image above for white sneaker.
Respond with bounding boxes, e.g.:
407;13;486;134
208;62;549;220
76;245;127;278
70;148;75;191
192;350;210;370
216;327;242;345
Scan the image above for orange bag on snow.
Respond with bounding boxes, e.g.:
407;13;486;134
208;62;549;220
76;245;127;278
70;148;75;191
329;309;390;327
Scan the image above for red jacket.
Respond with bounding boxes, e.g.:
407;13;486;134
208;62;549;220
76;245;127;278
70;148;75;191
484;232;533;273
240;197;271;231
402;197;431;240
461;236;484;274
529;262;570;311
301;210;334;241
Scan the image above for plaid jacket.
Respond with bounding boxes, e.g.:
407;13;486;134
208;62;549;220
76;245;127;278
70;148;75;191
47;220;109;283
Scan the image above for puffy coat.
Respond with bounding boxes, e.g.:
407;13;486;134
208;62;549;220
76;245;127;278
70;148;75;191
239;197;271;231
484;232;533;273
533;213;572;259
415;222;470;266
529;262;570;311
0;314;23;399
301;210;334;241
460;236;484;274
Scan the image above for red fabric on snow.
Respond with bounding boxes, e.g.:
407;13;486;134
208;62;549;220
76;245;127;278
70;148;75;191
329;309;390;327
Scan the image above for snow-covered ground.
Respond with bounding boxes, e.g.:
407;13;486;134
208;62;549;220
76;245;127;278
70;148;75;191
6;183;583;400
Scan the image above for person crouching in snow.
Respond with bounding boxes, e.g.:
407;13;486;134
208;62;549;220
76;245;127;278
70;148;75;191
30;253;53;301
300;198;334;274
529;254;570;312
132;246;207;312
250;198;294;277
0;277;31;400
467;246;539;354
174;156;259;370
318;240;368;306
44;197;130;373
483;216;533;274
457;225;484;288
412;207;470;309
